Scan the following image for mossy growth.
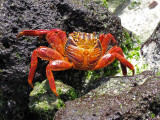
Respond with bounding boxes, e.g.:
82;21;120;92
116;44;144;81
150;113;156;118
154;68;160;76
56;99;65;109
102;0;109;9
29;79;77;119
156;71;160;76
121;30;135;54
120;29;150;75
66;88;78;100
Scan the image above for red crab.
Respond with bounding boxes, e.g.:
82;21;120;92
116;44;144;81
17;29;135;97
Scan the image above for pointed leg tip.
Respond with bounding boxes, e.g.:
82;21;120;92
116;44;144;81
54;91;59;97
123;73;127;76
17;32;23;39
29;83;34;88
132;69;135;76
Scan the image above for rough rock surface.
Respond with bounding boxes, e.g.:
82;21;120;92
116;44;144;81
141;22;160;73
0;0;125;119
55;71;160;120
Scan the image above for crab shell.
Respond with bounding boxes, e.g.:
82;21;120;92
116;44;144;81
65;32;102;70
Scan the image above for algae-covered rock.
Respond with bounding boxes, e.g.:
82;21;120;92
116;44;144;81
29;79;77;120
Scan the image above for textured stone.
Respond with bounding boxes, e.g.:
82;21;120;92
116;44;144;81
141;22;160;73
55;71;160;120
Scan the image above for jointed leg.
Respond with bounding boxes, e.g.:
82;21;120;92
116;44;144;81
50;29;67;45
46;31;66;55
28;46;64;88
17;29;65;38
17;29;67;55
95;46;134;75
17;29;49;38
107;46;127;75
46;60;72;97
99;33;118;55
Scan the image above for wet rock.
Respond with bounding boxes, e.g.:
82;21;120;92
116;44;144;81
141;22;160;74
55;71;160;120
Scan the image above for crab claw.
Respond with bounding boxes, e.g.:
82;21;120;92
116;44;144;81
17;30;49;39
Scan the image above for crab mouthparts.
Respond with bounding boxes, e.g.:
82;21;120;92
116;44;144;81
69;32;99;49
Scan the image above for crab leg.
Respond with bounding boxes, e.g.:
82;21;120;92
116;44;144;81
17;29;49;38
106;46;127;76
95;46;135;75
28;46;64;89
17;29;64;38
46;31;66;55
17;29;67;55
46;60;72;97
50;29;67;45
99;33;118;55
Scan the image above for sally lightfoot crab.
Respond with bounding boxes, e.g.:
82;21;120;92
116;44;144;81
17;29;135;97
